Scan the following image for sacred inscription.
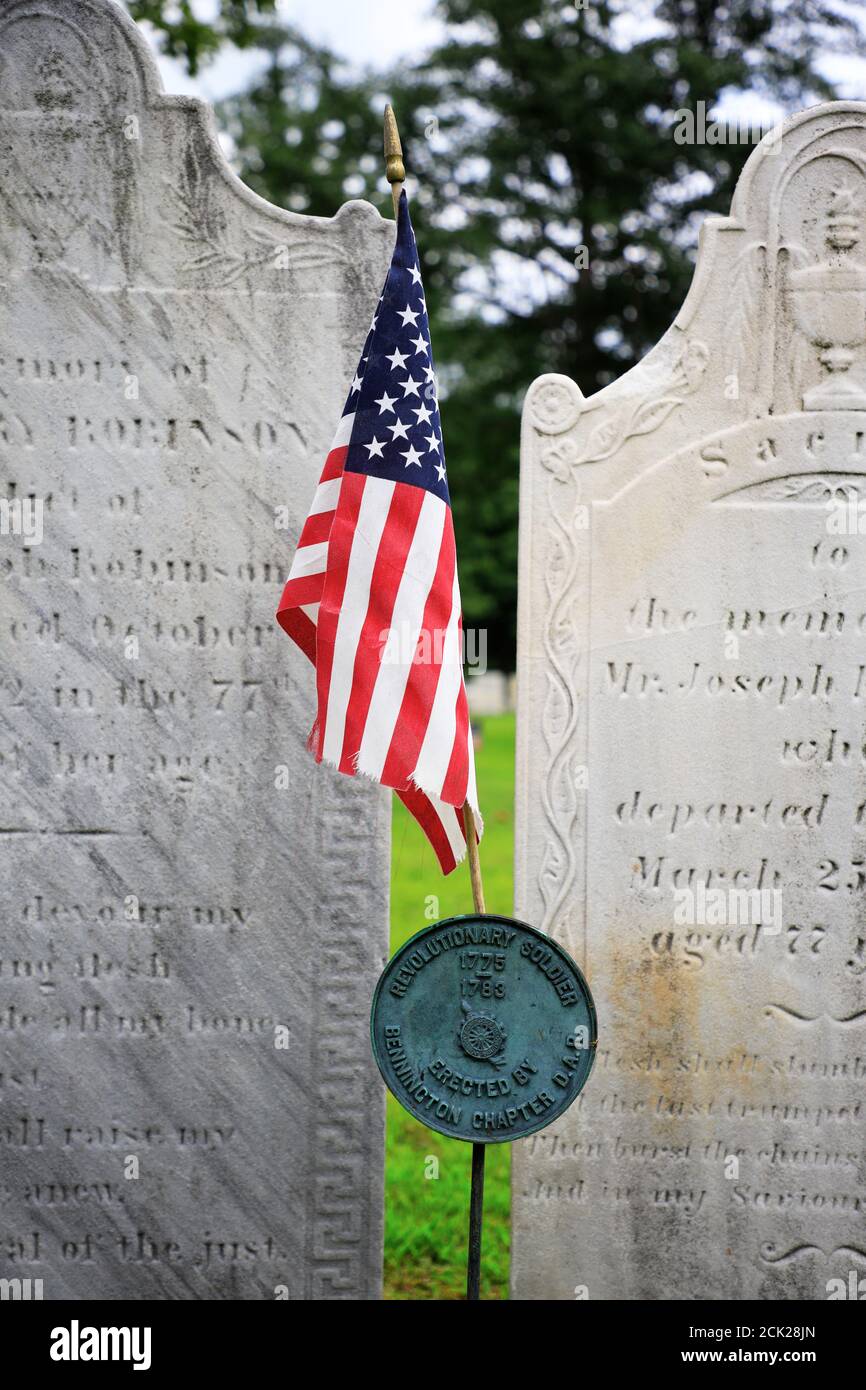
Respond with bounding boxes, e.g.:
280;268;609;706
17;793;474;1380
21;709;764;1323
371;916;596;1142
514;105;866;1299
0;0;392;1299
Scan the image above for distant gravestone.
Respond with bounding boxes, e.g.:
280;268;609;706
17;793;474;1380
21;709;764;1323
0;0;392;1299
514;103;866;1300
467;670;512;717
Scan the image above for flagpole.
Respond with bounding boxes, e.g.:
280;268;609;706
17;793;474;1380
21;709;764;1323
383;103;489;1304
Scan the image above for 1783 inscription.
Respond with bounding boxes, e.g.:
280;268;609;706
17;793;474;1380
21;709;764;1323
515;104;866;1299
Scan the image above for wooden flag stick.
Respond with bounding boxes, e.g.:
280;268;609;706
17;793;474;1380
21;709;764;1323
462;802;486;915
384;103;405;218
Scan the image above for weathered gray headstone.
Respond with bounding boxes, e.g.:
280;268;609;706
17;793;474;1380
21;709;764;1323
0;0;392;1299
514;102;866;1300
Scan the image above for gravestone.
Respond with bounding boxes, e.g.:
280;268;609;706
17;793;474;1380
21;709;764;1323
514;102;866;1300
0;0;392;1299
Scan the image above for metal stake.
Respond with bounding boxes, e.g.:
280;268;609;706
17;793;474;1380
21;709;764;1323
463;801;487;1300
467;1141;486;1301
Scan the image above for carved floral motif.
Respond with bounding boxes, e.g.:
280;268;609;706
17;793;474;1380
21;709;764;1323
164;155;347;287
540;339;708;480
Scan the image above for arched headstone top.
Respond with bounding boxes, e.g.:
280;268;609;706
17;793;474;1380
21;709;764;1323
0;0;147;109
525;100;866;462
0;0;393;289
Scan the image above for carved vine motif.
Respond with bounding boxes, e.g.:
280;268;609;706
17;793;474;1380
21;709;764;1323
537;464;584;951
164;155;346;287
718;472;866;504
541;339;709;479
761;1243;866;1265
540;436;579;481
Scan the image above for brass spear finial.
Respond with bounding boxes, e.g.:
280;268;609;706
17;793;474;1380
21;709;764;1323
384;103;405;219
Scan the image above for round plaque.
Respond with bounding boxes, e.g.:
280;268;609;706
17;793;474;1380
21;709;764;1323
370;914;597;1143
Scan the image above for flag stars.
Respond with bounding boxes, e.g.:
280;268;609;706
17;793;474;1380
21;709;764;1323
339;203;449;501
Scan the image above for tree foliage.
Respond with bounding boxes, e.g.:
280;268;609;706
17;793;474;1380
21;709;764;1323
150;0;866;668
127;0;276;74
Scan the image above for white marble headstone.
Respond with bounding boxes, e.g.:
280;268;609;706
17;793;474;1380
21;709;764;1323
514;102;866;1300
0;0;392;1299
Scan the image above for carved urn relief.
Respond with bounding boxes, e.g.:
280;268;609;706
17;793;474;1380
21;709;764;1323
789;186;866;409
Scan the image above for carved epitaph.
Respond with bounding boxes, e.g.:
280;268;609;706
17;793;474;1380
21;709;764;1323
514;103;866;1300
0;0;393;1299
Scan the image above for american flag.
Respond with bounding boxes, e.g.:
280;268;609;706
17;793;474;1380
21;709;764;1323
276;191;481;873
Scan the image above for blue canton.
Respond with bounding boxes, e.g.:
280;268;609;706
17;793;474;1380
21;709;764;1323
343;191;450;506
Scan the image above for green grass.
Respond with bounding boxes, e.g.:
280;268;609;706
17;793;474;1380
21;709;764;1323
384;712;514;1300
